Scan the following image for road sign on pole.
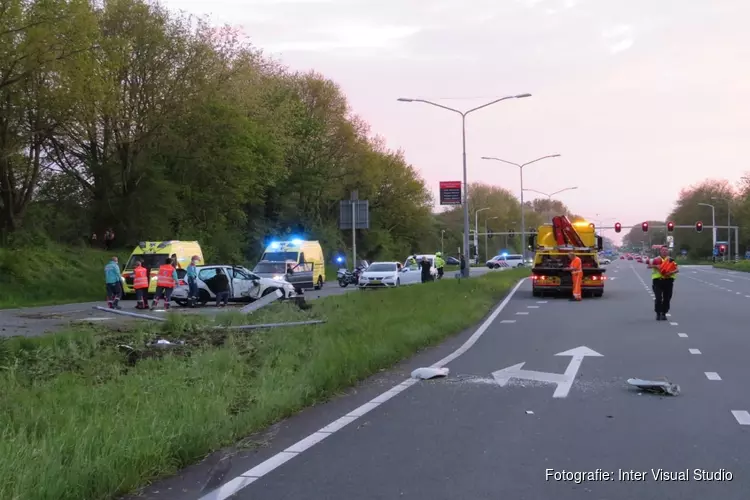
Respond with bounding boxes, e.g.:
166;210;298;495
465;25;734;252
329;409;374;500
340;194;369;266
439;181;462;205
666;235;674;248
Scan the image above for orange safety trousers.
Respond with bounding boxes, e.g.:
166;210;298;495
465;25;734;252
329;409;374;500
572;271;582;300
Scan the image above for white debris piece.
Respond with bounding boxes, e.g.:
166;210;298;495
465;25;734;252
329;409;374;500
411;367;450;380
525;410;534;415
627;378;680;396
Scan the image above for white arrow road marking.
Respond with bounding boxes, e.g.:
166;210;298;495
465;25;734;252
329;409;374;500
732;411;750;425
722;278;734;282
491;346;603;399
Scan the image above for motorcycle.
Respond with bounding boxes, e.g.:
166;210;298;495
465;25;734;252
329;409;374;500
337;261;369;287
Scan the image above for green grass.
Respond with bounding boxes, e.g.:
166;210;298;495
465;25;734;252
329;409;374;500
0;245;128;309
0;268;528;500
714;261;750;272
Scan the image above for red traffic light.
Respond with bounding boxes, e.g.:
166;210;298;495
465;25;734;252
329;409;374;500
719;245;726;254
695;221;703;232
641;222;649;232
667;221;674;232
614;222;622;233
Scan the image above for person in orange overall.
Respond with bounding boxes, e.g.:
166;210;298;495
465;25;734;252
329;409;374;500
132;260;149;309
565;251;583;301
151;257;178;310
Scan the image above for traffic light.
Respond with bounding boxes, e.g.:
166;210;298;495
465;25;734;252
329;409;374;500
641;222;649;232
614;222;622;233
667;221;674;232
695;221;703;232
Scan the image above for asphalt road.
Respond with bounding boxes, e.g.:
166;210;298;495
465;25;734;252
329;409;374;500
130;259;750;500
0;267;491;337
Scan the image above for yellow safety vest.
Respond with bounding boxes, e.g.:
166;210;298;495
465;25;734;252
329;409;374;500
652;259;676;280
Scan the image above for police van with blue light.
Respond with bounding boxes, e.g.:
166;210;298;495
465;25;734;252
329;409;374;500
257;238;326;289
486;252;526;269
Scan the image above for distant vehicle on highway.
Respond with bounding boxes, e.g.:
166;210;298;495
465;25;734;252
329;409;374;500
359;262;420;288
599;256;612;265
172;265;295;306
635;256;643;263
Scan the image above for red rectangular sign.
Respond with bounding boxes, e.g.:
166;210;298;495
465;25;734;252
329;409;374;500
439;181;462;205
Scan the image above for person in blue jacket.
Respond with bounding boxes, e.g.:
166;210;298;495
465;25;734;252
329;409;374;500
104;256;122;309
186;255;199;307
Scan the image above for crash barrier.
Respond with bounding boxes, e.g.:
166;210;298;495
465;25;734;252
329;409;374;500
239;289;283;313
93;306;166;322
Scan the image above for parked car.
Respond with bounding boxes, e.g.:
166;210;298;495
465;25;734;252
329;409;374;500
358;262;422;288
172;265;295;306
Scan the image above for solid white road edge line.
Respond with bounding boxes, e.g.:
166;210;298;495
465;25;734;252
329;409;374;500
198;277;529;500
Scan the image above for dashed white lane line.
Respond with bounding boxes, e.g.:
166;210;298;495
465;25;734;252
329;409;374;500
527;306;539;309
500;319;516;324
515;312;529;315
678;333;688;338
669;322;678;326
75;317;112;322
732;411;750;425
705;372;721;381
722;278;734;282
689;348;702;355
536;301;548;304
198;278;529;500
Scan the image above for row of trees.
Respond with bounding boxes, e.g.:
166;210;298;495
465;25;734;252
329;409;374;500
622;179;750;257
1;0;583;263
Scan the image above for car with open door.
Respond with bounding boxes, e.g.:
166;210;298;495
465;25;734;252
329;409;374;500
172;265;295;306
252;261;315;292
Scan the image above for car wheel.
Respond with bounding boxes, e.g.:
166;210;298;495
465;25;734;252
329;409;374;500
314;276;323;290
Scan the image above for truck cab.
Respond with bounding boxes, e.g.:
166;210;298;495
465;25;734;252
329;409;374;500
527;216;606;298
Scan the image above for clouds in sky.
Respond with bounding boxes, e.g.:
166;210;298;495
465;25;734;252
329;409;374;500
162;0;750;240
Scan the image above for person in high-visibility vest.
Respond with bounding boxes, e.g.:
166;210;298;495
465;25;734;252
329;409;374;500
434;252;446;279
104;256;122;309
648;246;679;320
565;252;583;301
132;260;149;309
151;258;178;310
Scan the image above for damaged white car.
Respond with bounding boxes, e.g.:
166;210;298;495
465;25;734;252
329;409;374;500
172;265;296;306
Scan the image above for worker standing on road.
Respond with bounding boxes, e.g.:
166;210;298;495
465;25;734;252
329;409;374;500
434;252;446;280
186;256;199;307
420;257;431;283
648;246;679;321
151;257;178;310
132;260;149;309
565;251;583;301
104;256;122;309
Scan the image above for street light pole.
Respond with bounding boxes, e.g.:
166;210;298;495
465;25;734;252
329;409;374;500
481;154;561;262
698;202;716;258
475;207;489;263
523;187;578;222
398;93;531;278
485;216;498;262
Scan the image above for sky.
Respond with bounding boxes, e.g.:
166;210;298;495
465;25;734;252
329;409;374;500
162;0;750;244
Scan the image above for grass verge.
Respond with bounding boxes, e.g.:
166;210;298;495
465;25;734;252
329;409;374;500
713;261;750;272
0;244;128;309
0;268;528;500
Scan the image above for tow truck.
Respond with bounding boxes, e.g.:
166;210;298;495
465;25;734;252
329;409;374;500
527;216;606;298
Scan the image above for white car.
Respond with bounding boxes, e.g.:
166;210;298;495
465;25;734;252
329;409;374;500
402;254;438;277
358;262;422;288
486;253;526;269
172;265;296;306
599;257;611;265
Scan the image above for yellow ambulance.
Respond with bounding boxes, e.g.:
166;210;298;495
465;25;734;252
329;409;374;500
121;240;204;296
259;239;326;289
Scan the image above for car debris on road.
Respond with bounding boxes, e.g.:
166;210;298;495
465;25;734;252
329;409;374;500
627;377;680;396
